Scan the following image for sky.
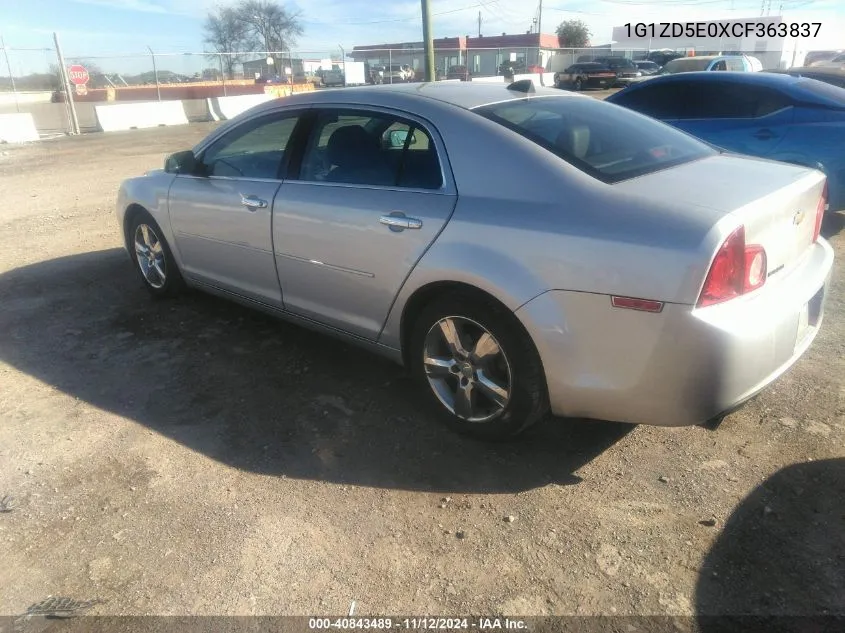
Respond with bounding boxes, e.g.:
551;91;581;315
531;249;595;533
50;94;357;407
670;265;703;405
1;0;843;75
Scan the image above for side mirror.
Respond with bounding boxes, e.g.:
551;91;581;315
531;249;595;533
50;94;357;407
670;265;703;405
388;130;416;148
164;150;200;175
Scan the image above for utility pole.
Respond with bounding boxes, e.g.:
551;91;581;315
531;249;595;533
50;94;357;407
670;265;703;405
0;34;19;113
421;0;435;82
478;11;482;38
536;0;543;68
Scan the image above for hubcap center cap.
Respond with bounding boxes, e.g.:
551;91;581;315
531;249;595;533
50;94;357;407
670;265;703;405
459;362;474;379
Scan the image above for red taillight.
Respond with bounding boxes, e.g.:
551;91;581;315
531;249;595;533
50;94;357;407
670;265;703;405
812;181;827;243
697;226;768;308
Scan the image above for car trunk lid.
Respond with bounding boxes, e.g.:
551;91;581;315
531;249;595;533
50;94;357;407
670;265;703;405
614;153;826;279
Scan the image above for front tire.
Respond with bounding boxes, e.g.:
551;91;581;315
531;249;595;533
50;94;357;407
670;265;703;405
573;77;583;91
128;210;184;298
409;294;549;440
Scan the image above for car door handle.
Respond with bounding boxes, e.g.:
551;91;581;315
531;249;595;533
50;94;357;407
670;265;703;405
753;129;776;140
379;214;422;230
241;194;268;210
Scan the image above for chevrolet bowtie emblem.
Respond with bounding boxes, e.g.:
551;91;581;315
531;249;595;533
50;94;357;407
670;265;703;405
793;210;806;226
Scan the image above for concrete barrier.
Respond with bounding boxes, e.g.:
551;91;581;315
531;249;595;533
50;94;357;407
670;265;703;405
94;101;188;132
207;93;274;121
0;113;40;143
0;91;53;106
471;76;506;83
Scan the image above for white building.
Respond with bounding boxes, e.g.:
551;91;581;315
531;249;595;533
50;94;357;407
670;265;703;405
610;15;807;69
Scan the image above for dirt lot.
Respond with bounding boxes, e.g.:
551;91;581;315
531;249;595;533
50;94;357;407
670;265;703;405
0;122;843;621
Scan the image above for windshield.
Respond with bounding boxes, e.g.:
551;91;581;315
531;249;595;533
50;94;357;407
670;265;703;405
473;96;715;183
664;58;712;73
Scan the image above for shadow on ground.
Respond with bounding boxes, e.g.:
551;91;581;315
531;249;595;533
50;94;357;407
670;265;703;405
696;458;845;628
822;210;844;240
0;249;632;493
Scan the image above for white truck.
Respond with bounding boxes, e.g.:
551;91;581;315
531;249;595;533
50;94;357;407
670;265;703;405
342;61;367;86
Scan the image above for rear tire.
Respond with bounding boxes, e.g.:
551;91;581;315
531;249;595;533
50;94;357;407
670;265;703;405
409;293;549;440
128;209;185;299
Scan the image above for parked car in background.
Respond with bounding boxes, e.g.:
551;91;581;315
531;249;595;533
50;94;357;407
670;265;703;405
321;69;345;87
365;63;385;84
414;68;446;82
384;64;414;83
593;57;641;85
606;71;845;213
766;67;845;89
554;62;617;90
662;55;759;74
117;82;832;439
498;59;527;79
646;50;684;66
446;65;472;81
806;50;845;67
635;60;662;75
812;53;845;70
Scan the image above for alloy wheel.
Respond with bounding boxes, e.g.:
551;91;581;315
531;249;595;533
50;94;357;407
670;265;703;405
134;223;166;289
422;316;512;423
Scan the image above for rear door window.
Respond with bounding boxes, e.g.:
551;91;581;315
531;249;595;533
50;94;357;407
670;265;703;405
297;110;442;189
474;95;714;183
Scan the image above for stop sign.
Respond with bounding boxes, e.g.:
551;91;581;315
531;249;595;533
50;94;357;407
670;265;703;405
68;65;90;86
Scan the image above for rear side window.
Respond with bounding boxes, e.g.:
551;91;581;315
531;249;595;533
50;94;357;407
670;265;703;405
474;96;715;183
681;82;791;118
609;82;686;118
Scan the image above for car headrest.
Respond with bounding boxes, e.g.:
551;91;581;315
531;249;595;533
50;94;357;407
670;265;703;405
557;125;591;160
326;125;380;168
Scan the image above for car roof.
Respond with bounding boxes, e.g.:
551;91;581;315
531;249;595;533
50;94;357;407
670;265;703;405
776;67;845;77
258;81;574;112
668;55;744;62
625;70;804;87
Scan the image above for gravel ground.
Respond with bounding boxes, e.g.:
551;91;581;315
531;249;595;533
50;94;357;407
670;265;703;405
0;122;843;620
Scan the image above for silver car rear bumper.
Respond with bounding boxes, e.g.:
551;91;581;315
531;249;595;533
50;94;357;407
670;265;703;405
516;238;834;426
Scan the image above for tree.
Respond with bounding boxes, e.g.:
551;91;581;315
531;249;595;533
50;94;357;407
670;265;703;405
203;5;255;79
235;0;303;69
203;1;303;79
556;19;591;49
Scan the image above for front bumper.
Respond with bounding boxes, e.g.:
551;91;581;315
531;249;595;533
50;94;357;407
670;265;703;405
516;239;834;426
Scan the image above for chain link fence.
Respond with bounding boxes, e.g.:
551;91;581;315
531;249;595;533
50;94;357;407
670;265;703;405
1;34;783;137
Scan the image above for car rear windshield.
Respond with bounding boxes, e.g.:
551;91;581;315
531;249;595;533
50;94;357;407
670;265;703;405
474;96;715;183
793;77;845;105
664;58;713;72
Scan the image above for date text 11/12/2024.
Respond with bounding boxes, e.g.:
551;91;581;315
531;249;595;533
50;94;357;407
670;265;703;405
308;618;527;630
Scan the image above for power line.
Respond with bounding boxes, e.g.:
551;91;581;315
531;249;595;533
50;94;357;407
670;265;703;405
302;3;485;26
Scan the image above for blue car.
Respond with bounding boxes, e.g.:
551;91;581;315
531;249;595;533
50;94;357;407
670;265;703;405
606;71;845;213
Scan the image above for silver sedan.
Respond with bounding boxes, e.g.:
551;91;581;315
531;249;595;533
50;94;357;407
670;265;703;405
116;81;834;439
